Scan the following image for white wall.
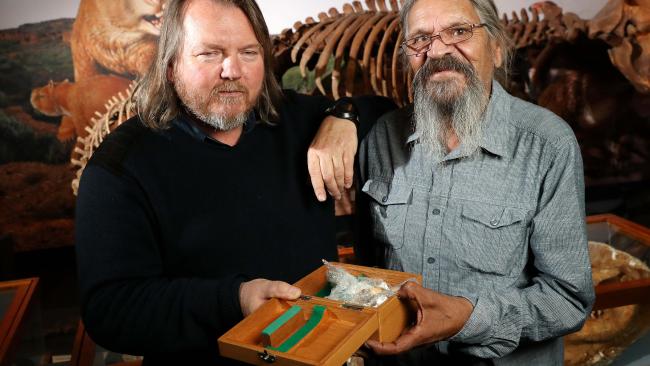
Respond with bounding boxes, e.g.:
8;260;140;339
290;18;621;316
0;0;80;29
257;0;609;34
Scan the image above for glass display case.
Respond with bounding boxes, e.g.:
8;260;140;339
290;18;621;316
587;214;650;310
564;215;650;366
0;278;39;366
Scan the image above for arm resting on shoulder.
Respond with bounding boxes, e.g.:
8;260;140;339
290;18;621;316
308;95;397;201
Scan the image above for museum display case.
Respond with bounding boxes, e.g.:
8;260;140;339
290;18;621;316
587;214;650;310
566;214;650;366
0;278;39;366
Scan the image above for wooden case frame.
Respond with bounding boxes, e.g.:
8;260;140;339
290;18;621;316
0;278;39;366
218;263;421;366
587;214;650;310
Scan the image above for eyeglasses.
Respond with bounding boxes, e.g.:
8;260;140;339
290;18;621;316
401;23;486;56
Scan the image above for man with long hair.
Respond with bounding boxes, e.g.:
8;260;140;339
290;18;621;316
74;0;393;364
357;0;595;364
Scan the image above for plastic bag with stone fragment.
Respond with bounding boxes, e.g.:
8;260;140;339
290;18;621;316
322;259;394;307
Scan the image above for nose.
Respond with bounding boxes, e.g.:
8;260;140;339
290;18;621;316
426;37;454;58
221;56;242;80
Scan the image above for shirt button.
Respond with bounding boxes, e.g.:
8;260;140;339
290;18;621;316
381;196;388;203
432;208;441;215
427;257;435;264
490;219;499;227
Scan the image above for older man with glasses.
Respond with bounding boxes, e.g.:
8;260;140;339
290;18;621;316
356;0;595;364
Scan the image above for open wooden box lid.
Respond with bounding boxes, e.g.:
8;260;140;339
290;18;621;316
218;263;421;365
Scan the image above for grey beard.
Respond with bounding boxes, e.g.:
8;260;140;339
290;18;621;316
174;76;251;131
412;58;488;162
188;102;249;131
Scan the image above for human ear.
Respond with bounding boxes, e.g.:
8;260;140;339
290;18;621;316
167;64;174;83
492;39;503;68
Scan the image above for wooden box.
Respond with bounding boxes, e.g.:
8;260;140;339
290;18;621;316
587;214;650;310
218;263;421;366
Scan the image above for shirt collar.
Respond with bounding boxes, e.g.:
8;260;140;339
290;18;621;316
404;80;512;160
478;80;511;159
173;111;257;144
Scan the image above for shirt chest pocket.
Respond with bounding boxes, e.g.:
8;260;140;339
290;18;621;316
457;201;528;277
362;179;412;250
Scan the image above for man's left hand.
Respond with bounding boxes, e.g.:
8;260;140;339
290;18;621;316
366;282;474;355
308;116;357;201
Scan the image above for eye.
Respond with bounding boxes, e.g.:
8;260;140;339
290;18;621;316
240;49;260;61
415;35;428;42
198;50;222;58
451;27;469;37
454;28;467;36
406;34;430;47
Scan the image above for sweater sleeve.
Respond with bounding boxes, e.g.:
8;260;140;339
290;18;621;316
350;95;397;142
282;90;397;143
75;163;247;355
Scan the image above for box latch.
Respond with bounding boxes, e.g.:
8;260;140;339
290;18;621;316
258;350;276;363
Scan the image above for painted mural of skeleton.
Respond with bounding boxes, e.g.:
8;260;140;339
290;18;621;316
28;0;166;175
71;0;165;81
30;75;133;142
70;82;137;194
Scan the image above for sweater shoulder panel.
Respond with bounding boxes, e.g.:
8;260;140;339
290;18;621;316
88;117;153;176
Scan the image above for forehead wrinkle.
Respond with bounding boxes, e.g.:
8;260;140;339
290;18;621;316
405;0;481;35
407;14;476;37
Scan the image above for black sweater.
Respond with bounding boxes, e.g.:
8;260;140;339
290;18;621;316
75;90;394;365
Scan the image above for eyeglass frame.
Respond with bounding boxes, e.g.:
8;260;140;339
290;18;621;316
400;23;487;56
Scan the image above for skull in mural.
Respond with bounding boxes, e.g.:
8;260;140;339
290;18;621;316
589;0;650;93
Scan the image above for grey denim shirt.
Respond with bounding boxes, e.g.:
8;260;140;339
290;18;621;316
359;81;595;365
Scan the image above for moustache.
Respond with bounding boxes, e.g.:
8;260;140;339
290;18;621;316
212;81;248;95
415;55;475;81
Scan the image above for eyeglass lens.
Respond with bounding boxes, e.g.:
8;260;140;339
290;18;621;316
402;24;478;56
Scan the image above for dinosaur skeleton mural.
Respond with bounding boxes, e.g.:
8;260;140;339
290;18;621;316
71;0;650;194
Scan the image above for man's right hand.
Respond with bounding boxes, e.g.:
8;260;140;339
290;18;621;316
366;282;473;355
239;279;301;316
307;115;358;202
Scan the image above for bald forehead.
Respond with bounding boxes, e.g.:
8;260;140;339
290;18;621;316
406;0;481;37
